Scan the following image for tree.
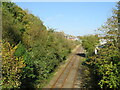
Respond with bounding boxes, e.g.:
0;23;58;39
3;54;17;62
84;2;120;89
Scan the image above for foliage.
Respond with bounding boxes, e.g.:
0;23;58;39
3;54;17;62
2;2;76;89
78;35;99;56
82;2;120;89
2;42;25;88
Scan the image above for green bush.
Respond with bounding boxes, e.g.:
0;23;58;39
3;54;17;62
2;2;76;89
83;3;120;89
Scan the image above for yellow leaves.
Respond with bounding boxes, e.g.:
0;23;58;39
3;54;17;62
85;61;91;65
2;41;26;88
13;44;18;50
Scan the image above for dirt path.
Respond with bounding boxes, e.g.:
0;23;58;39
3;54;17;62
44;45;84;88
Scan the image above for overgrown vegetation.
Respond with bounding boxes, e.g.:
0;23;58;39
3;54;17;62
2;2;77;89
80;2;120;89
2;1;120;89
78;35;99;56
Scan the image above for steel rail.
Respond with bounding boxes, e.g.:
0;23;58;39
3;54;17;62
51;47;80;89
60;55;78;88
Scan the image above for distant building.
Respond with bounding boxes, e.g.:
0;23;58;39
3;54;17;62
64;34;78;41
99;39;107;45
95;39;107;54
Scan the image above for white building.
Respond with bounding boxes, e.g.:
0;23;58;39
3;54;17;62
95;39;107;54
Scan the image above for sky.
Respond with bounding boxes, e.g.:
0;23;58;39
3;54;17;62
15;2;117;36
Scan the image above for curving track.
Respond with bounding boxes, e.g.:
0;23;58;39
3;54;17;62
44;45;82;89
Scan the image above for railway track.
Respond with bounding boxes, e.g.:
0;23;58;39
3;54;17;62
51;55;76;88
44;46;82;89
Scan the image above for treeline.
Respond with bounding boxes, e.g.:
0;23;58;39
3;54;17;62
80;2;120;89
78;35;99;56
2;2;76;89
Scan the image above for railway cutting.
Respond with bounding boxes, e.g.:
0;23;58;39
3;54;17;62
44;45;84;89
